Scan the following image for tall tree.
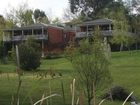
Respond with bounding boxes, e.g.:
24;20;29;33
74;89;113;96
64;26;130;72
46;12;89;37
99;1;129;19
68;27;112;105
0;15;6;40
110;8;133;51
6;3;34;26
125;0;140;14
33;9;50;23
52;17;61;24
63;7;80;22
20;9;34;26
69;0;114;19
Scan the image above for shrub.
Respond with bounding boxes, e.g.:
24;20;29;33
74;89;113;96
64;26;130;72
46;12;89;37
70;27;112;105
18;37;41;71
102;86;137;102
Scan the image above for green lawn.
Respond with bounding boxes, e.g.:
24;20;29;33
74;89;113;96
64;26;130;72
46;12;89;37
0;51;140;105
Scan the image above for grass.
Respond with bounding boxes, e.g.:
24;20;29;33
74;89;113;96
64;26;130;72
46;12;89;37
0;51;140;105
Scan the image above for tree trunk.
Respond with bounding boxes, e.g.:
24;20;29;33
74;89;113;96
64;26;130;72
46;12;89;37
135;42;138;51
93;82;96;105
128;47;132;55
87;81;92;105
120;42;123;52
88;97;91;105
87;88;91;105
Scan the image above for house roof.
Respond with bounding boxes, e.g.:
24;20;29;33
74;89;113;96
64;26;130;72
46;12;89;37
4;23;64;31
79;18;113;26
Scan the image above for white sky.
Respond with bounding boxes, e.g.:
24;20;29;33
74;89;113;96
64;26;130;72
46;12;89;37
0;0;69;20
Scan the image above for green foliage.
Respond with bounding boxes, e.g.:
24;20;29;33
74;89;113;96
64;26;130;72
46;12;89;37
0;41;7;64
33;9;50;23
65;41;77;62
19;37;41;71
126;0;140;14
69;0;114;19
0;15;6;40
110;9;136;51
52;17;61;24
71;27;112;105
78;39;93;54
8;46;16;62
6;3;34;26
111;30;128;51
100;1;129;19
21;9;34;26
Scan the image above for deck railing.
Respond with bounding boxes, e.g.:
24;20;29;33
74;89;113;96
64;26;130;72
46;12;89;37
76;30;113;38
3;34;48;42
3;35;12;42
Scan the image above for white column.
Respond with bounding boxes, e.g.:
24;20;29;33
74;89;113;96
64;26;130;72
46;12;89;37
42;27;44;40
86;25;89;37
12;30;14;42
42;27;44;34
22;30;24;35
11;30;14;48
12;30;14;36
32;29;34;35
109;24;112;31
15;45;20;67
21;30;24;40
2;32;5;41
41;40;45;58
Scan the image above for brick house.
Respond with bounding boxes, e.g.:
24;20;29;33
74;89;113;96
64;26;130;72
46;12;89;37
75;18;113;40
3;23;68;57
3;18;135;55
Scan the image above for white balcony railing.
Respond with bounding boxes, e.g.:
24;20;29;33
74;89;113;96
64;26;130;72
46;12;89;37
12;36;23;41
76;30;113;38
3;34;48;42
101;30;113;36
20;35;48;41
3;35;12;42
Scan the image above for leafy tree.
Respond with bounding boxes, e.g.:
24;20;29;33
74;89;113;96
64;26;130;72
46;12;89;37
110;8;132;51
125;35;135;51
33;9;50;23
111;17;127;51
52;17;61;24
21;9;34;26
111;32;127;51
70;27;112;105
125;0;140;14
6;3;34;26
63;7;80;22
65;40;77;62
129;14;140;41
99;1;129;19
69;0;113;19
18;37;41;71
0;15;6;40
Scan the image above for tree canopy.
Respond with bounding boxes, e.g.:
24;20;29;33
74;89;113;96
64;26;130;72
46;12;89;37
6;3;34;26
33;9;50;23
68;27;112;105
0;15;6;40
69;0;114;19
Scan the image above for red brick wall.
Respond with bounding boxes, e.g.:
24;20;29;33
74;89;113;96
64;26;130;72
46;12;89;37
44;27;64;55
65;31;75;42
48;27;64;44
43;27;76;55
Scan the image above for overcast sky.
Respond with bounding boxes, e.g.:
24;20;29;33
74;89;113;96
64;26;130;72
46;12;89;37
0;0;69;20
